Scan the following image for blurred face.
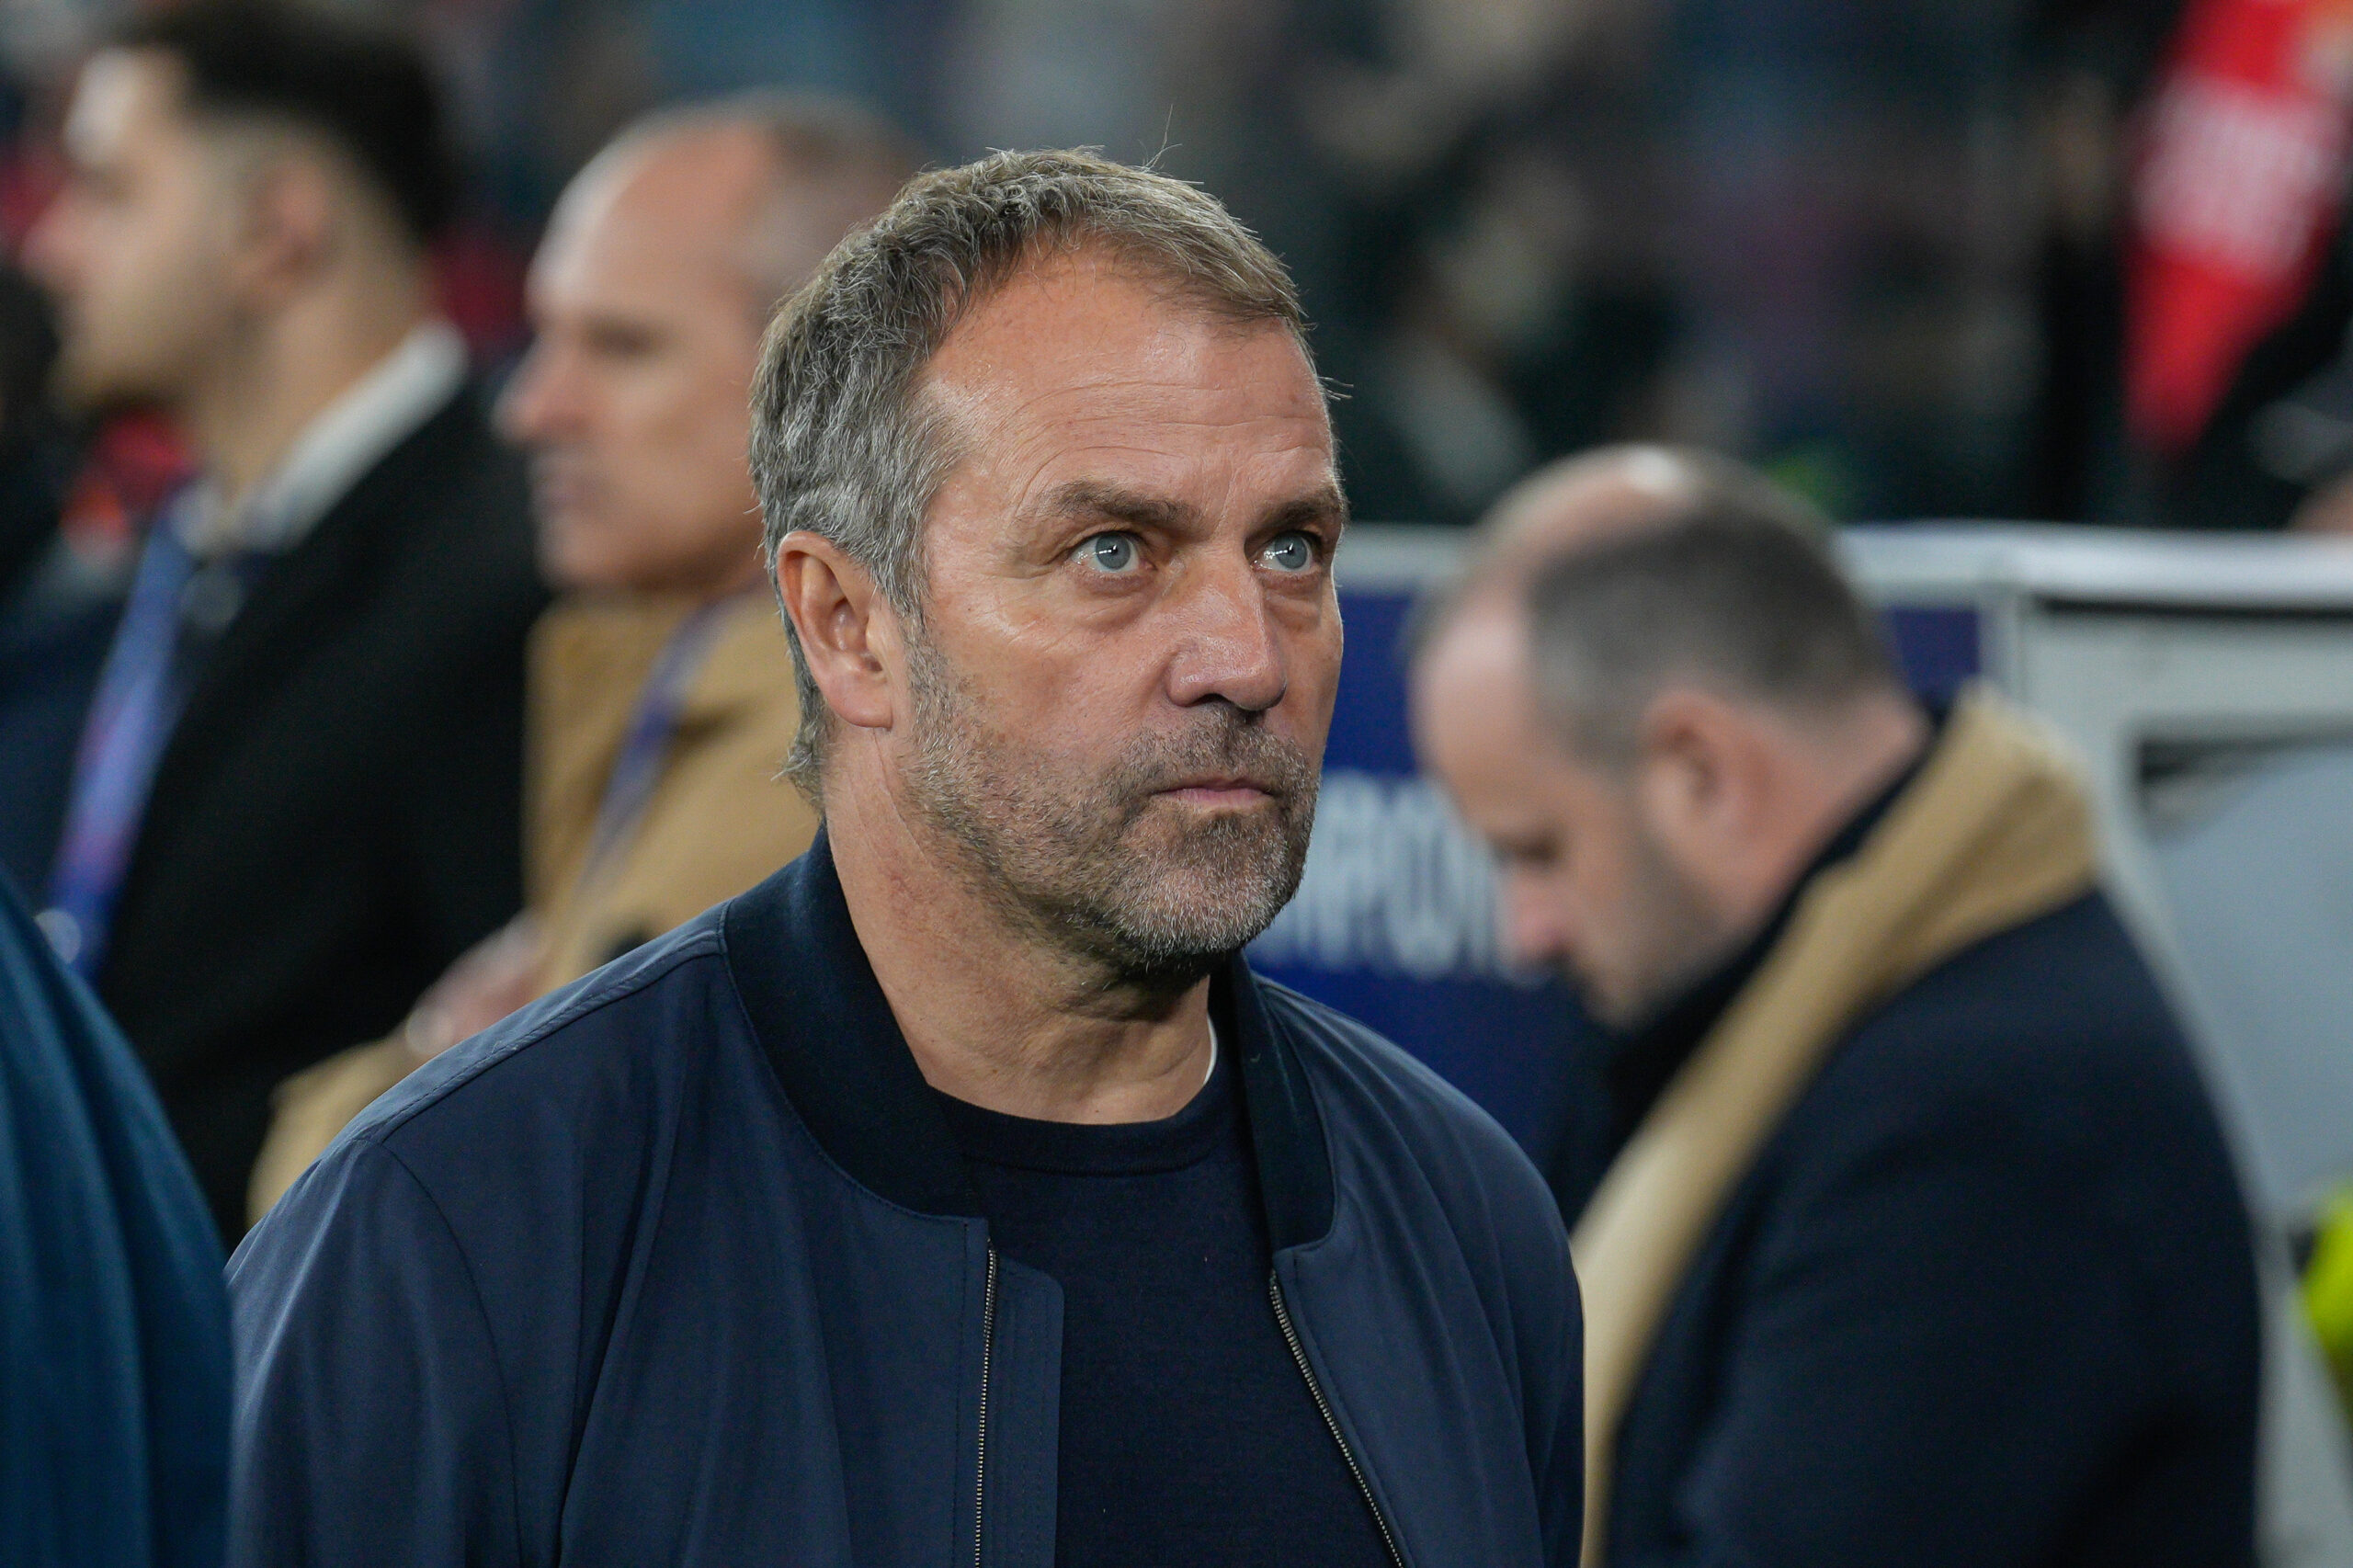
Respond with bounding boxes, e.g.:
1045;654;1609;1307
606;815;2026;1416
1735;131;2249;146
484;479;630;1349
497;130;781;596
1414;606;1730;1028
27;51;240;412
895;254;1347;984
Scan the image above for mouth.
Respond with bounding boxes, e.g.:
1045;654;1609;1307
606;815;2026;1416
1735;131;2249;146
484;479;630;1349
1154;777;1279;809
530;475;588;513
528;456;597;509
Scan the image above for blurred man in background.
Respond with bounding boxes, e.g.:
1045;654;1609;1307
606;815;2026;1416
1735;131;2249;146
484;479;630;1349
22;0;544;1242
246;95;919;1221
1414;446;2258;1565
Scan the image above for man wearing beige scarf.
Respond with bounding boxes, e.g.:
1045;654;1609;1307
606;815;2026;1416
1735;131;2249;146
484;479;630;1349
1413;447;2258;1567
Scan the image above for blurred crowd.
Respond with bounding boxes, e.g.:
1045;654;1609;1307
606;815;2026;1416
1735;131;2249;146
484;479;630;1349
332;0;2309;528
1;0;2352;528
3;0;2350;1564
325;0;2353;529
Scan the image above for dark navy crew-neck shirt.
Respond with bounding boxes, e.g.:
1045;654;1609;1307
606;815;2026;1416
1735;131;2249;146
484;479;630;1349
935;1040;1391;1567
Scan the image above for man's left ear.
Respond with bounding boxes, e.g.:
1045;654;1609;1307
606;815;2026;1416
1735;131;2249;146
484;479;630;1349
775;528;902;737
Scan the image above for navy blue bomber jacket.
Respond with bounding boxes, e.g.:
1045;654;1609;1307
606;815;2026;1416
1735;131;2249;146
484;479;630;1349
226;838;1584;1566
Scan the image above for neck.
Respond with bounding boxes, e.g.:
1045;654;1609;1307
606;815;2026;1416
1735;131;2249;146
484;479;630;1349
824;754;1216;1125
181;267;430;507
1726;691;1933;936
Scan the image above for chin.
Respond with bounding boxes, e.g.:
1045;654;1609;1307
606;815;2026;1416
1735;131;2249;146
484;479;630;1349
1567;971;1643;1033
535;531;627;596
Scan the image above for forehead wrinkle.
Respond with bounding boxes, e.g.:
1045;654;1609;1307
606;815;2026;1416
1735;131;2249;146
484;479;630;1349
991;386;1333;451
991;411;1327;504
927;272;1324;434
1001;413;1327;475
985;367;1318;437
999;433;1337;534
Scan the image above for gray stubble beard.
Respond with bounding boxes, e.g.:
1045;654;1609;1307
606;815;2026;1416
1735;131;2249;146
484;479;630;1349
900;633;1321;993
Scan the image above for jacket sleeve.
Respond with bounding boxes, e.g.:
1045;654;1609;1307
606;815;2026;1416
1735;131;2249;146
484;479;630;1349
228;1137;521;1567
1626;1091;2161;1568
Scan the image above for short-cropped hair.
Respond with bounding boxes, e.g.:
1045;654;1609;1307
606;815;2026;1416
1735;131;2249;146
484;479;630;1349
113;0;457;248
750;149;1313;793
1521;458;1902;760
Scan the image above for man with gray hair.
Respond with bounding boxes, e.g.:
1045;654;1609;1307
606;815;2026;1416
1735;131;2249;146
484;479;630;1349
1413;445;2258;1566
228;150;1584;1566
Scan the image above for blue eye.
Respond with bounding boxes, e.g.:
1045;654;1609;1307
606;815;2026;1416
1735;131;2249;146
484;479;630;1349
1264;531;1315;573
1084;533;1139;572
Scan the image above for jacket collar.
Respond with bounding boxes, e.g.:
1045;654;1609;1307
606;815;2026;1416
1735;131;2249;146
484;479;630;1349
722;832;1334;1248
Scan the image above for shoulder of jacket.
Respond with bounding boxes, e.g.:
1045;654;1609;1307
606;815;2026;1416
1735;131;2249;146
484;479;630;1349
367;396;529;541
346;914;733;1150
1777;892;2215;1190
529;597;688;696
1258;976;1448;1078
1832;892;2176;1093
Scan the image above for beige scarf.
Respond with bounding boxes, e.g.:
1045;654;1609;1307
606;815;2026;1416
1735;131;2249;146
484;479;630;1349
1571;687;2101;1565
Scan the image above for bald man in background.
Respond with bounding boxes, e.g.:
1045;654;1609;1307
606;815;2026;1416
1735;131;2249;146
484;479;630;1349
248;97;921;1219
1415;447;2258;1566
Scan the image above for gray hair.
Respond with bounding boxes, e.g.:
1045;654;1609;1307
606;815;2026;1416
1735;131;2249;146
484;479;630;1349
749;148;1313;796
1508;451;1904;760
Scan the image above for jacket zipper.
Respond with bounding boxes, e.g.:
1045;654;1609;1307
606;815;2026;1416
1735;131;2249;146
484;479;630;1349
974;1246;998;1568
1268;1270;1407;1568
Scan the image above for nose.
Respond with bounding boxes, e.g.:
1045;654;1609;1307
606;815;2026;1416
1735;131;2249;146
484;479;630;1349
1165;551;1288;714
494;338;570;448
1498;869;1572;973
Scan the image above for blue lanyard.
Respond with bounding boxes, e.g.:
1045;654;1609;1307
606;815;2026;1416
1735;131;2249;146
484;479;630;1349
42;492;271;975
576;598;739;891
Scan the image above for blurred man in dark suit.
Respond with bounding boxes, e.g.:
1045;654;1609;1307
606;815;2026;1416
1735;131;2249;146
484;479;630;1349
1414;446;2259;1567
23;0;544;1241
